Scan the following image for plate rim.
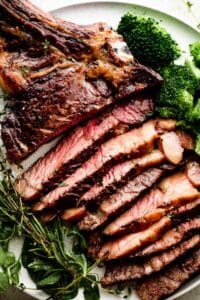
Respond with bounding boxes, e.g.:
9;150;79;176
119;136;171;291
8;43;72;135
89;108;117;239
51;0;200;34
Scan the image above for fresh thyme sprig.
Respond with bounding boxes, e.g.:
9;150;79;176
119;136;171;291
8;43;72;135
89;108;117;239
0;150;100;299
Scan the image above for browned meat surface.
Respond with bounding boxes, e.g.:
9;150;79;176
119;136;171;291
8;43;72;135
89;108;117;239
159;170;199;206
0;0;163;162
1;66;114;162
98;198;200;261
159;132;183;164
32;119;175;212
98;216;172;260
186;161;200;187
104;188;164;236
87;230;103;259
39;210;59;223
60;207;86;222
176;130;194;150
104;169;199;236
136;247;200;300
101;234;200;287
79;167;166;231
81;150;165;204
137;217;200;257
15;96;153;201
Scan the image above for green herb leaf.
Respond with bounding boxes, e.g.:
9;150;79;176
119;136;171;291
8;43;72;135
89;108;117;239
43;39;50;50
0;272;9;293
83;275;100;300
10;260;21;285
37;272;62;287
0;248;15;268
20;66;31;76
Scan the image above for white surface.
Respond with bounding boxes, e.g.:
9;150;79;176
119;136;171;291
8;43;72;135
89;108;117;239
3;1;200;300
31;0;200;29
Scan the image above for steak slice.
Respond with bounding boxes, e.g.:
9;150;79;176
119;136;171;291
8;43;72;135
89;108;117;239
79;167;167;231
137;217;200;257
15;96;153;201
104;188;164;236
186;161;200;187
99;216;172;260
104;170;199;236
0;0;163;161
136;247;200;300
32;119;175;212
159;132;184;164
80;150;165;204
101;234;200;287
60;207;86;222
98;198;200;260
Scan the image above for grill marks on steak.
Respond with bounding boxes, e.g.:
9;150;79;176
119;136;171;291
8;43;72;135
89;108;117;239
99;216;172;260
15;96;153;201
32;119;175;212
1;67;113;161
98;198;200;261
80;150;165;204
136;247;200;300
79;167;166;231
101;234;200;287
0;0;163;162
103;188;165;236
104;167;200;236
137;217;200;257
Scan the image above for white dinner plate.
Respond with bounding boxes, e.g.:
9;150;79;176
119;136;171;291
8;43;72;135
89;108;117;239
5;1;200;300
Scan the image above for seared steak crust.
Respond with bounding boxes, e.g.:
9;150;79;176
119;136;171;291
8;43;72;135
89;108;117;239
78;167;166;231
98;198;200;261
101;235;200;287
137;217;200;257
136;247;200;300
0;0;163;161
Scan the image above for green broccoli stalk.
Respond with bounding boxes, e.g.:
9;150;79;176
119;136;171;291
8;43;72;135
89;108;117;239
190;41;200;67
117;13;181;68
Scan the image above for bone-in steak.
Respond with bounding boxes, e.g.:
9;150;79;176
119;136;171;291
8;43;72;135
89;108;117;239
0;0;163;162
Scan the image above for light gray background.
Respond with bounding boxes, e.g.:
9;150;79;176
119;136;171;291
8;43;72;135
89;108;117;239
1;0;199;299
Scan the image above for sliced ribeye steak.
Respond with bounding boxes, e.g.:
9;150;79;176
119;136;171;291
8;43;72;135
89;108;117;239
101;234;200;287
15;96;153;201
0;0;163;161
136;247;200;300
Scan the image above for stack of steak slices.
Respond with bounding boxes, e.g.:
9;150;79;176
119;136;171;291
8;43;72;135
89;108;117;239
0;1;199;300
15;108;200;299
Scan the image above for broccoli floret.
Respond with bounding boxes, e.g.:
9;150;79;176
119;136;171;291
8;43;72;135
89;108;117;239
117;13;181;68
156;64;197;112
155;63;200;155
190;41;200;67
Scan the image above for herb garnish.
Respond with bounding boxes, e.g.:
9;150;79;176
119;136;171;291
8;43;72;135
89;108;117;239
20;66;31;76
43;39;50;50
0;151;100;299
